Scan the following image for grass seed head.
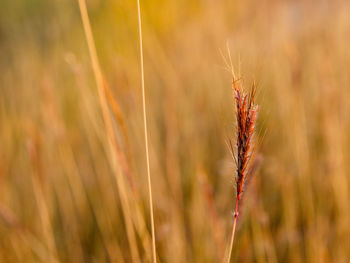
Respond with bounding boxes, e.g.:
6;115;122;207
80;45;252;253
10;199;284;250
233;77;258;202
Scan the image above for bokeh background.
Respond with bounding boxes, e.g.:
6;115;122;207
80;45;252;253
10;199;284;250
1;0;350;262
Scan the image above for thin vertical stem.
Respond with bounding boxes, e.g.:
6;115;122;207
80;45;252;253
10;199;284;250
136;0;157;262
226;198;239;263
77;0;140;262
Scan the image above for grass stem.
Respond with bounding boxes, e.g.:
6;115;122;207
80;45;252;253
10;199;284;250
226;198;239;263
77;0;140;261
136;0;157;262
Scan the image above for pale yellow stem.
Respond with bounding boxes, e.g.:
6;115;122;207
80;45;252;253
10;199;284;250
136;0;157;262
226;198;239;263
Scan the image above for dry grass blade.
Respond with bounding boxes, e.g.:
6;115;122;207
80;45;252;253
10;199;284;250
136;0;157;262
77;0;140;261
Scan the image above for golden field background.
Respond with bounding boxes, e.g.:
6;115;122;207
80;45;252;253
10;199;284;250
1;0;350;262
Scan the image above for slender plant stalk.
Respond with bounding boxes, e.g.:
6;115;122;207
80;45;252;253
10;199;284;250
226;198;239;263
77;0;140;262
136;1;157;262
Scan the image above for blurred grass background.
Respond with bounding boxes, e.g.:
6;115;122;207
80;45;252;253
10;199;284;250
1;0;350;262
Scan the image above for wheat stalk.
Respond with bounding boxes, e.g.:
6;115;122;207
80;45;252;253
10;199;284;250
226;76;258;263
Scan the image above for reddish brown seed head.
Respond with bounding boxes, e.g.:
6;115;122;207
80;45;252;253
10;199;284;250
233;78;258;201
